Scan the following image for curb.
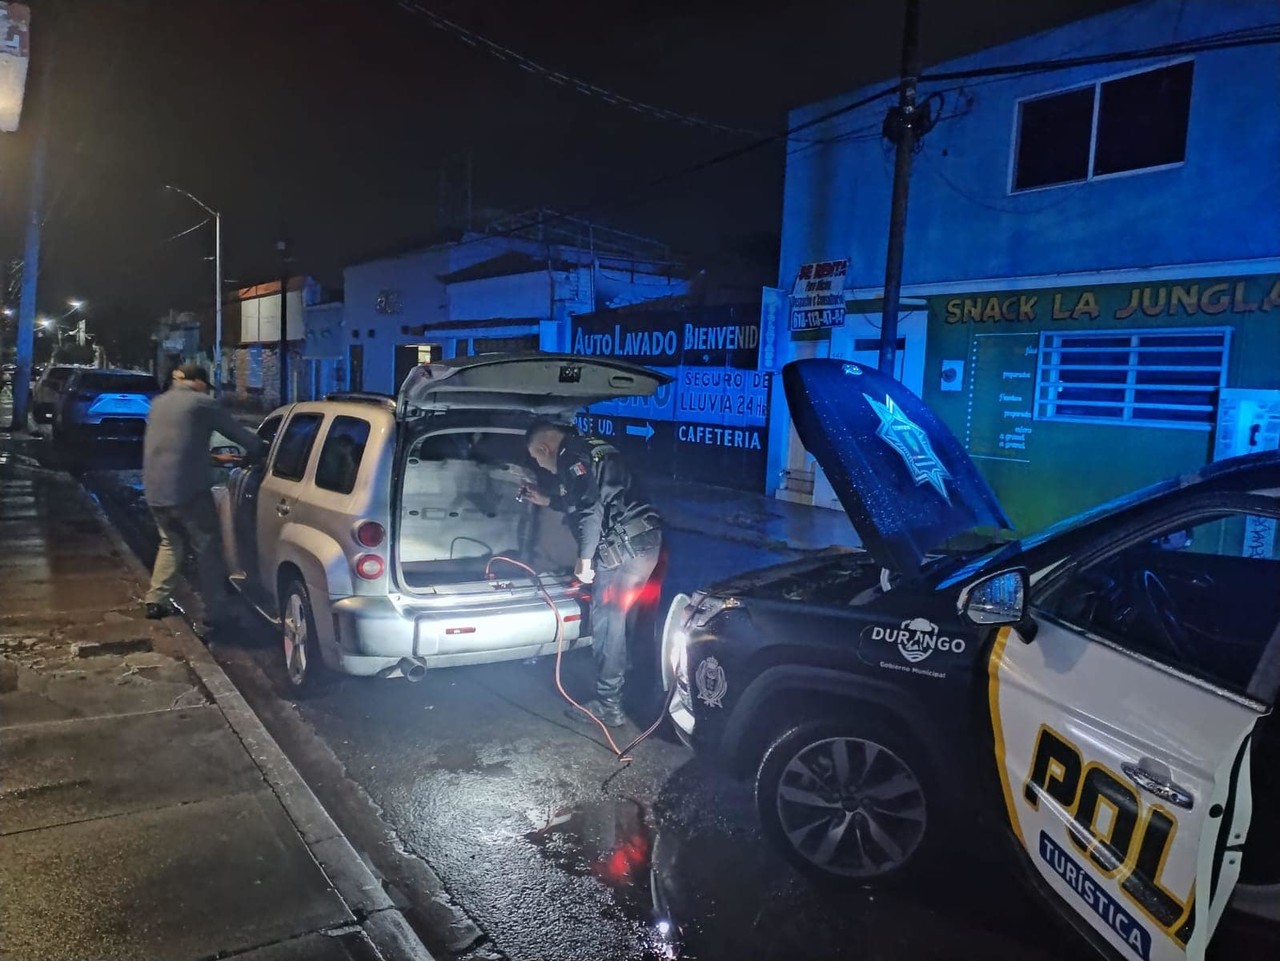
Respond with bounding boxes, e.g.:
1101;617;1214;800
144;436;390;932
78;478;437;961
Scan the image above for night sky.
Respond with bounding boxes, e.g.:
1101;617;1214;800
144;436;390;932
0;0;1132;359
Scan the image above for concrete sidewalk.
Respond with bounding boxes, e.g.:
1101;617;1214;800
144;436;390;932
0;420;432;960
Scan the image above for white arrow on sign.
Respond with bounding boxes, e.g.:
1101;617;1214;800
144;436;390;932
625;422;655;441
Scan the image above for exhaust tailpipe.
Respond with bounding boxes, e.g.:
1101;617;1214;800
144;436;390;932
398;657;427;682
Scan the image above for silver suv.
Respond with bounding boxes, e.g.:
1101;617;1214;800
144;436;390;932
214;353;669;694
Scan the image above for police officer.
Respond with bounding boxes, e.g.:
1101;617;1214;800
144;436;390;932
522;420;662;728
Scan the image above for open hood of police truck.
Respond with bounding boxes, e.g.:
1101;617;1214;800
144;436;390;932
398;353;672;419
782;358;1012;577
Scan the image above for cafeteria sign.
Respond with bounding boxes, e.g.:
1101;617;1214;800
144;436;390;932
790;259;848;331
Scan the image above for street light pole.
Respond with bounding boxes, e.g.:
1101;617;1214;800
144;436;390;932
164;185;222;394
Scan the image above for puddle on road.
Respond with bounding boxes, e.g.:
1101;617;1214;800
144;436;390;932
526;798;685;959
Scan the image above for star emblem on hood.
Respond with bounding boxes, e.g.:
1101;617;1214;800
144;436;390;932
863;393;952;502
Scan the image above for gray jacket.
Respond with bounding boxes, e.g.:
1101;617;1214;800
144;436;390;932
143;383;265;508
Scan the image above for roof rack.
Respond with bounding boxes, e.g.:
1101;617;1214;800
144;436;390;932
324;392;397;408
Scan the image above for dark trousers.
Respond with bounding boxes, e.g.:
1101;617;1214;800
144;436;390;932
591;533;662;704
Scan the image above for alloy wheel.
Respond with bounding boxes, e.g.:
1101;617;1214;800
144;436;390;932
282;591;309;687
774;736;927;879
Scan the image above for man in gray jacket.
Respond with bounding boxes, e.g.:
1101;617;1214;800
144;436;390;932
142;364;265;635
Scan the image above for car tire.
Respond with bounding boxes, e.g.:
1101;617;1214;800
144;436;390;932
755;719;934;886
278;578;330;697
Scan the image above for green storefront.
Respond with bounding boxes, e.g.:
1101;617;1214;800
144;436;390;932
922;273;1280;535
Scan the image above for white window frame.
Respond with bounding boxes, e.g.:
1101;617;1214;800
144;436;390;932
1034;325;1230;431
1007;57;1194;195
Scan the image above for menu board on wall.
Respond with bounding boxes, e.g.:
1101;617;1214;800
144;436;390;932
964;332;1039;462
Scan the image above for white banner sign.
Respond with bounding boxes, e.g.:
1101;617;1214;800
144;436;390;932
789;259;848;331
0;3;30;133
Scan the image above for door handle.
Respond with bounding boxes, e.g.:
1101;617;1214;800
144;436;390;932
276;502;290;517
1122;761;1194;810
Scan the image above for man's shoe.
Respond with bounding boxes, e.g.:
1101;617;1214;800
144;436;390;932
145;602;178;620
564;698;627;729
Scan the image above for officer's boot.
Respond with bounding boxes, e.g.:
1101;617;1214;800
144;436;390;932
565;697;627;729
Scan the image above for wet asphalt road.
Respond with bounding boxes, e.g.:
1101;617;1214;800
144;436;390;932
67;440;1091;961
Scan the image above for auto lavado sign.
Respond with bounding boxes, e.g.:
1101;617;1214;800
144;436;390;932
569;304;769;491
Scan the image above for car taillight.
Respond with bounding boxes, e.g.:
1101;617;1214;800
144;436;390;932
354;553;384;580
354;520;385;548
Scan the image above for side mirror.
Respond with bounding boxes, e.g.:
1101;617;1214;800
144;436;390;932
210;444;245;468
959;568;1028;627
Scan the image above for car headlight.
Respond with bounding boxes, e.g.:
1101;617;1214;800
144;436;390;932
686;592;741;630
669;628;689;686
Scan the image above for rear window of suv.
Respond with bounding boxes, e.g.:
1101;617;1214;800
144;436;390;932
272;413;324;481
79;373;158;393
314;416;371;494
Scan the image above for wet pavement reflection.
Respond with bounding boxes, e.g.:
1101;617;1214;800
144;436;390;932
69;441;1094;961
526;799;681;959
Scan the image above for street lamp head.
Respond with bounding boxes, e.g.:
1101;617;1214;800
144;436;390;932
68;299;85;309
1;307;12;317
39;318;52;328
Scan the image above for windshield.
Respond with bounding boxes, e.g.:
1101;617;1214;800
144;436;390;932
934;473;1191;588
80;373;158;393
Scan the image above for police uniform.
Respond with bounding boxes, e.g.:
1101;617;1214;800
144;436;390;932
549;434;662;715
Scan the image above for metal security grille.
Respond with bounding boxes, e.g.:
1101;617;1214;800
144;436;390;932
1035;327;1230;430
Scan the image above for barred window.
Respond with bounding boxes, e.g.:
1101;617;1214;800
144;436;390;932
1035;327;1229;430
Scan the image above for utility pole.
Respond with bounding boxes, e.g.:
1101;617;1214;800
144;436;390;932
878;0;921;377
214;210;222;392
465;150;474;232
276;237;289;405
9;78;48;430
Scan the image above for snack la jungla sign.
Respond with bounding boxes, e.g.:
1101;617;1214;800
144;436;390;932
941;276;1280;325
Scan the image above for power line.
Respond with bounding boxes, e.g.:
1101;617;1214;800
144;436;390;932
396;0;767;138
920;25;1280;84
388;24;1280;258
434;82;902;255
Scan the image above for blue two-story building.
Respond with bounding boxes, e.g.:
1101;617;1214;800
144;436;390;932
768;0;1280;532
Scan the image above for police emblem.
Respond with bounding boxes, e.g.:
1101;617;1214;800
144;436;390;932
862;393;952;502
695;656;728;708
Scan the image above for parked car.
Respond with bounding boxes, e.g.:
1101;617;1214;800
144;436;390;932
213;353;671;694
52;368;159;444
660;357;1279;961
31;364;82;423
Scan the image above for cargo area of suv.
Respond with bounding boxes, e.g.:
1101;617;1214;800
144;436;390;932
397;423;579;589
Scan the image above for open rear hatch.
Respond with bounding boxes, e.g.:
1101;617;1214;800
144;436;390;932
396;353;671;594
398;353;672;418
